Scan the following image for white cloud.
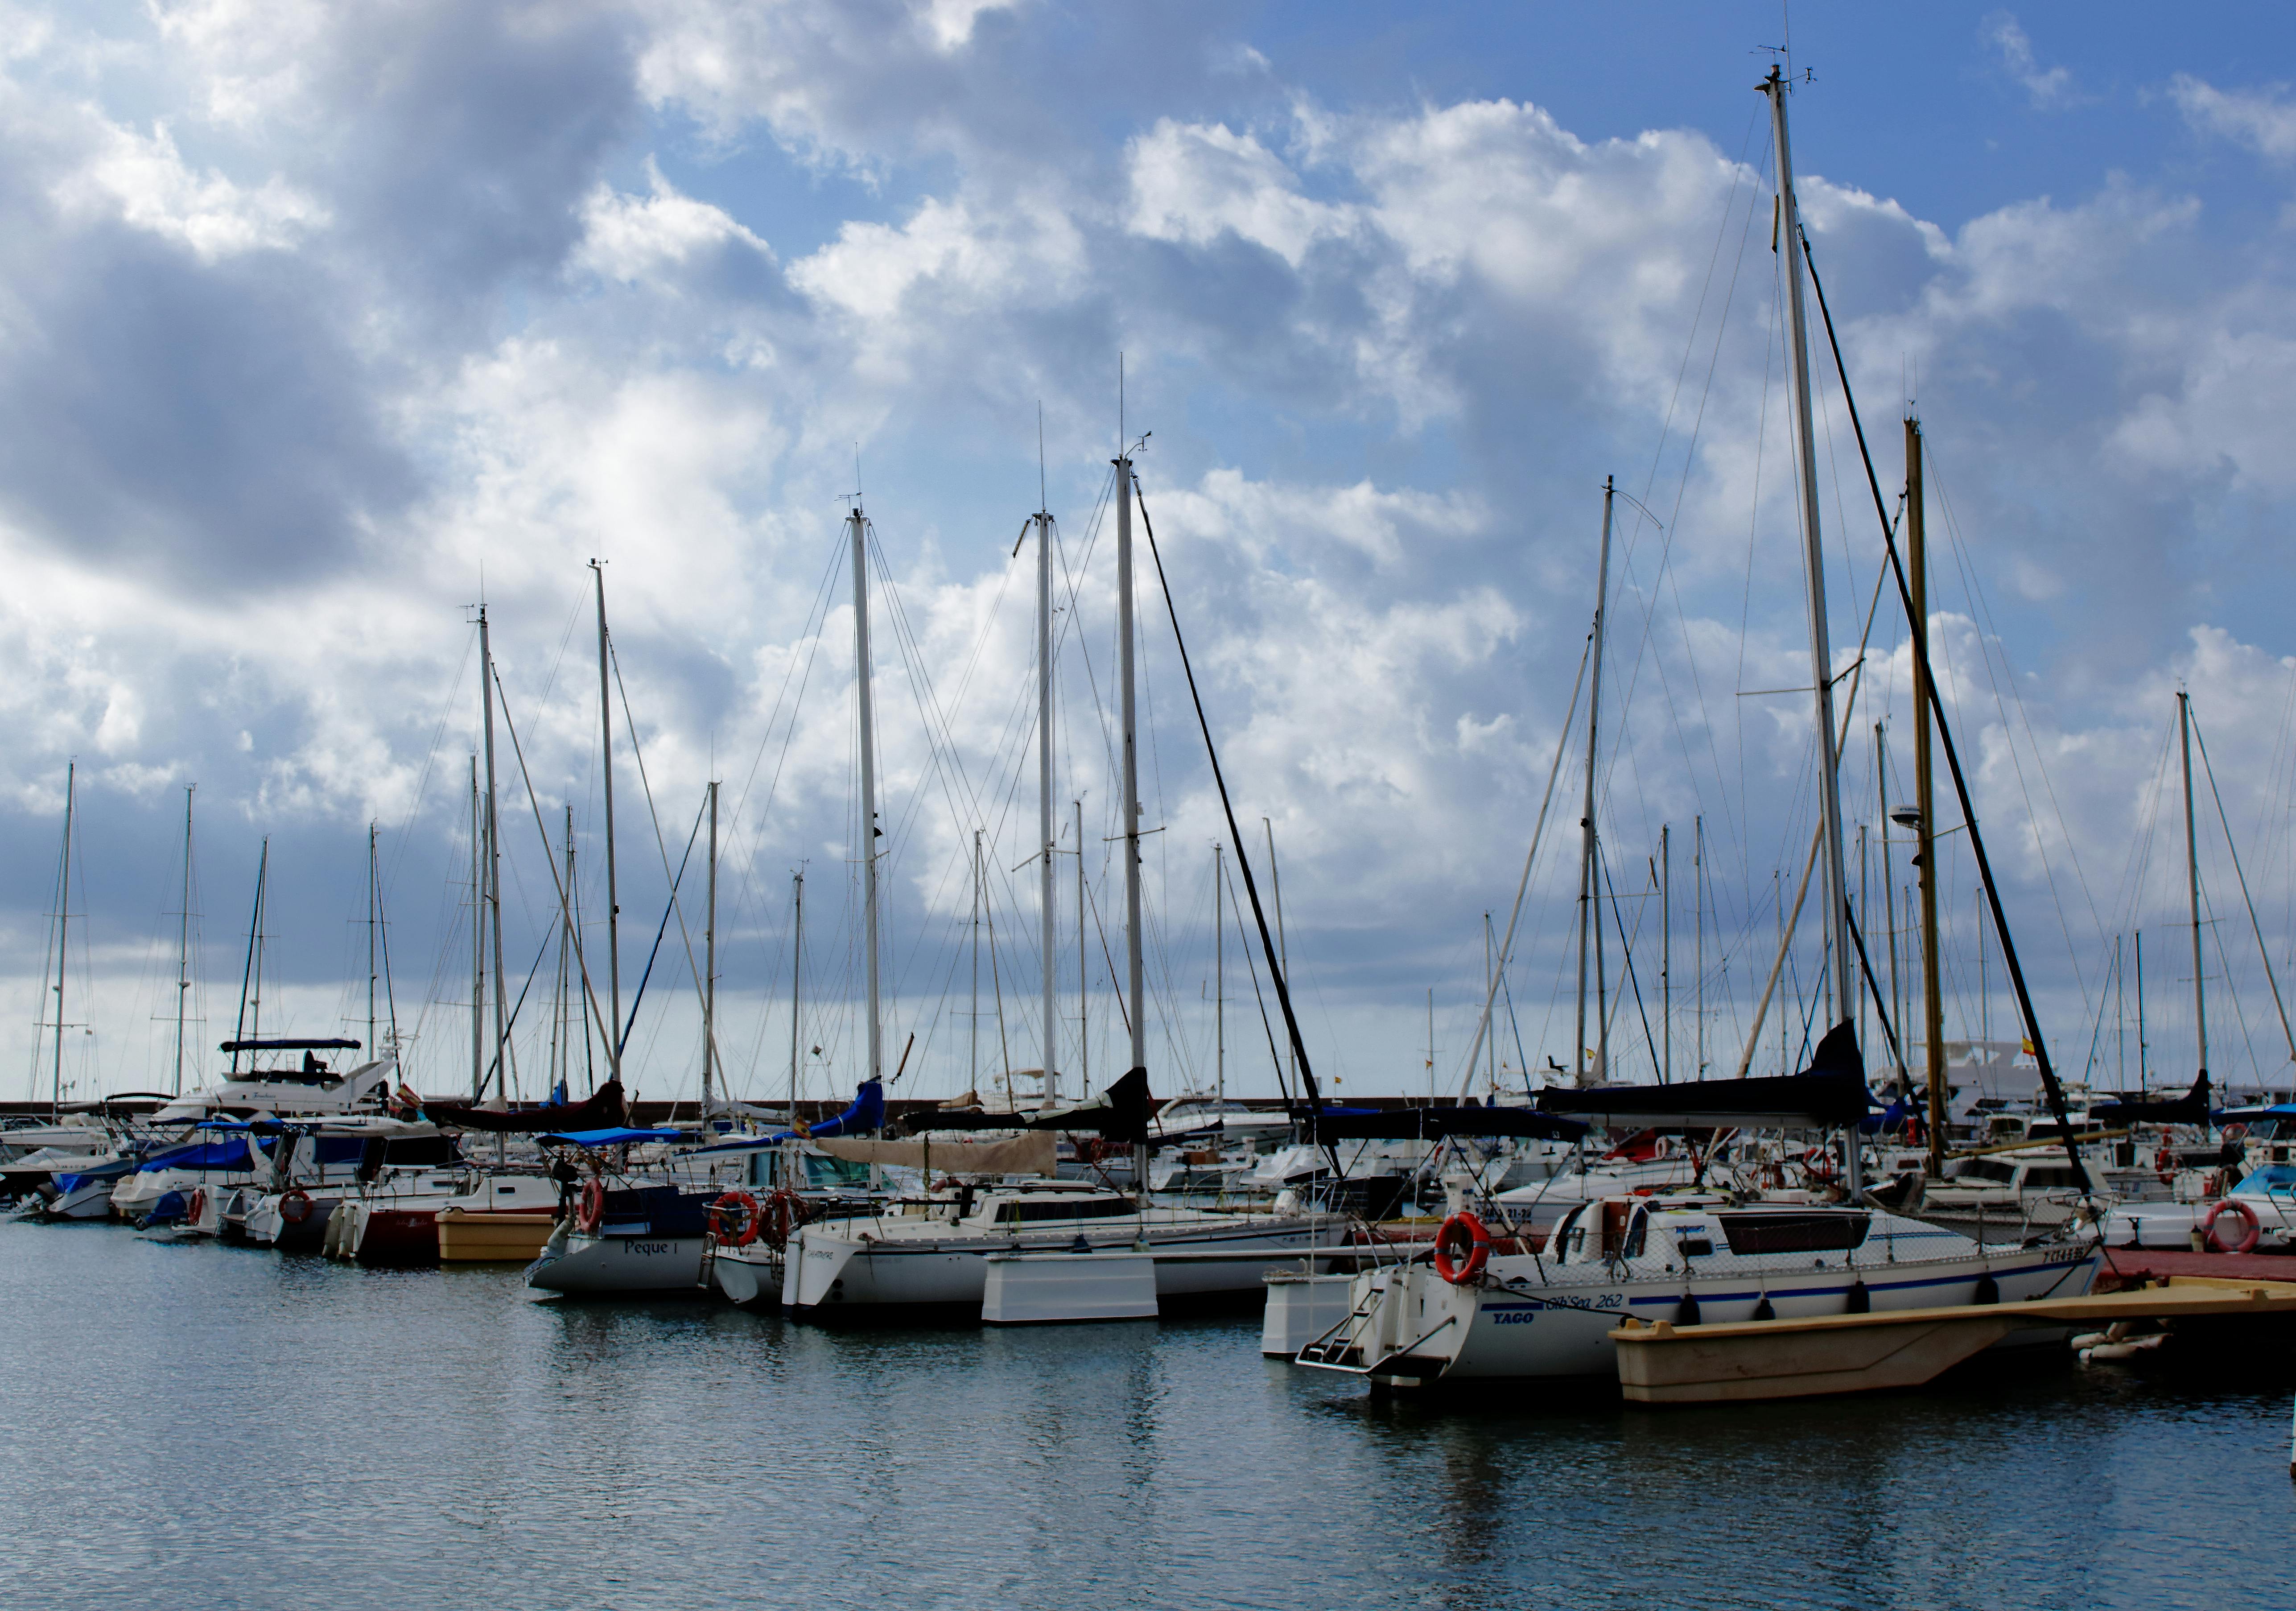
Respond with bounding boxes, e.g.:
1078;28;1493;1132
1982;12;2078;111
51;118;327;260
2169;73;2296;161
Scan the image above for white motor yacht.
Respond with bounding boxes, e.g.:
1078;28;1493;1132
1295;1191;2098;1387
2105;1163;2296;1251
152;1041;395;1126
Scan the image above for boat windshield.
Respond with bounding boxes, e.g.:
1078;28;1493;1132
2234;1165;2296;1198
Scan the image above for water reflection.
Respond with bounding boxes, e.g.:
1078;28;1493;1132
1;1219;2290;1610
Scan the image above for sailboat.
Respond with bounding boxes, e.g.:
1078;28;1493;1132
1294;68;2102;1388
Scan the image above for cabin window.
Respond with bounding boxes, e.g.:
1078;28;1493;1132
1959;1159;2019;1186
992;1197;1137;1224
1718;1212;1871;1256
2025;1166;2079;1191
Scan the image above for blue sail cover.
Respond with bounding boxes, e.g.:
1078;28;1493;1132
772;1079;883;1142
538;1127;687;1148
136;1137;264;1172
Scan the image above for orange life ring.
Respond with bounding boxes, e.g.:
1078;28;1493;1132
575;1178;606;1234
279;1188;313;1225
1433;1211;1492;1286
2155;1145;2176;1186
2204;1197;2261;1255
187;1187;207;1225
711;1190;763;1248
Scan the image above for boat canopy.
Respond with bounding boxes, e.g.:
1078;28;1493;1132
538;1127;686;1148
136;1137;265;1172
1539;1022;1873;1129
218;1037;362;1052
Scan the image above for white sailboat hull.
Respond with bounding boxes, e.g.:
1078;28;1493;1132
525;1230;708;1294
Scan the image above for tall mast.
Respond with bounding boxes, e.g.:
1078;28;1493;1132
591;560;622;1082
250;841;267;1047
1035;503;1060;1103
1215;843;1226;1102
469;756;482;1101
1661;825;1671;1084
1909;412;1947;1170
788;869;804;1113
1764;65;1855;1037
52;762;74;1112
1115;453;1145;1080
1877;723;1901;1086
479;606;511;1101
367;820;378;1056
1264;817;1294;1095
175;784;194;1098
1485;912;1498;1095
2179;690;2209;1084
1694;814;1706;1074
1076;799;1089;1098
1575;479;1615;1083
2136;929;2148;1087
850;506;885;1087
703;779;718;1116
971;829;982;1095
232;838;267;1076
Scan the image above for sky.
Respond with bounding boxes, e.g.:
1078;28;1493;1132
8;0;2296;1110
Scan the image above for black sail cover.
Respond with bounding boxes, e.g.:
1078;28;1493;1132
2090;1071;2211;1130
1536;1021;1874;1130
901;1067;1157;1144
1313;1105;1588;1142
426;1079;628;1134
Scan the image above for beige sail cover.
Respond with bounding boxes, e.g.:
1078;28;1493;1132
813;1129;1057;1176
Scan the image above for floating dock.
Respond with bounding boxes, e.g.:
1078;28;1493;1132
1611;1276;2296;1405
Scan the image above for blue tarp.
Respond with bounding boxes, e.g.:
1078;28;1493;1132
770;1079;882;1142
538;1127;687;1147
136;1138;263;1172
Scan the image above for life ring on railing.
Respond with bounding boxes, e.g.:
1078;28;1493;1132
575;1178;606;1234
1433;1211;1492;1286
186;1187;207;1226
711;1190;763;1248
2155;1145;2177;1186
2204;1197;2261;1255
278;1188;313;1225
761;1188;808;1249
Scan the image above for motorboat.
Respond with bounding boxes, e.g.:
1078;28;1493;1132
108;1128;268;1222
343;1171;565;1264
1294;1191;2099;1387
239;1122;464;1250
150;1040;395;1126
2104;1164;2296;1251
777;1179;1347;1320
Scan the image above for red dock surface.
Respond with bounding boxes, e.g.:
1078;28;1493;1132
2095;1247;2296;1289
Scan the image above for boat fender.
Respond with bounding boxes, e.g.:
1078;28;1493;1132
1433;1211;1491;1286
1972;1272;1999;1305
279;1188;313;1226
1845;1279;1870;1314
1752;1295;1774;1322
2204;1197;2262;1255
187;1187;207;1228
575;1179;606;1235
711;1190;763;1248
1675;1294;1701;1326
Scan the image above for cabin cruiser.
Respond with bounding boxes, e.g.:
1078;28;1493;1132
777;1179;1345;1320
1294;1191;2099;1387
238;1121;463;1250
108;1127;270;1222
2104;1164;2296;1251
151;1038;394;1125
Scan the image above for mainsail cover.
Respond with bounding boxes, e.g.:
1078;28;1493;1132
1313;1104;1588;1142
2090;1071;2212;1129
815;1130;1058;1175
1537;1021;1874;1129
428;1079;627;1134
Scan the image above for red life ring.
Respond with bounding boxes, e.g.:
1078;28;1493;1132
761;1188;808;1249
575;1178;606;1234
279;1188;314;1225
2204;1197;2261;1255
2155;1145;2176;1186
1433;1211;1492;1286
186;1187;207;1225
711;1190;763;1248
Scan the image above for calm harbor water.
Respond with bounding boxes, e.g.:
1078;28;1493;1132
0;1217;2286;1610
